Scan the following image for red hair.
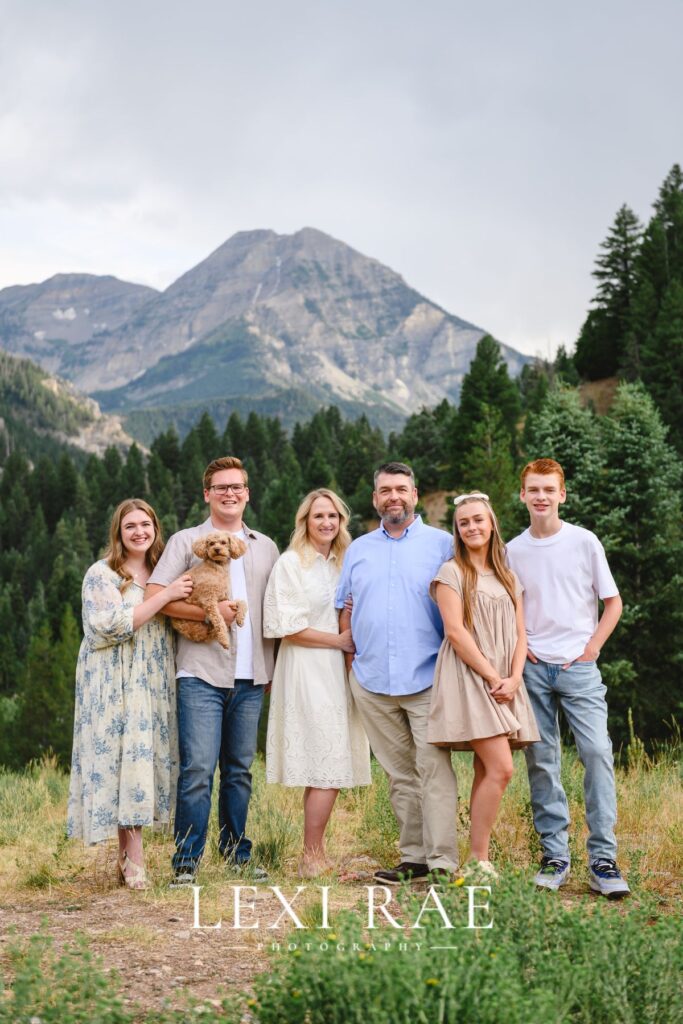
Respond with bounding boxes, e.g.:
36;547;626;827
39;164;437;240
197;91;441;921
520;458;565;489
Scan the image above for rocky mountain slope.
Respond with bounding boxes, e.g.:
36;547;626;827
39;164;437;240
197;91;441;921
0;351;138;462
0;229;527;435
0;274;157;375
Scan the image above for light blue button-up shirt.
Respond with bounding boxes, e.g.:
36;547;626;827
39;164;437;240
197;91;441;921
335;516;454;696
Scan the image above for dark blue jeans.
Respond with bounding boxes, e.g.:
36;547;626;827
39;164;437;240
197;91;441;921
173;677;264;872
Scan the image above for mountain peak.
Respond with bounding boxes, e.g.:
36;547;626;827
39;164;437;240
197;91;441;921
0;228;528;432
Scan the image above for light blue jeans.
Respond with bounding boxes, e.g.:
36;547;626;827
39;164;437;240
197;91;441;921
523;659;618;862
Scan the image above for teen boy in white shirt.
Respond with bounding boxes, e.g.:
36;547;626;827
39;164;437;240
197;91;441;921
506;458;630;898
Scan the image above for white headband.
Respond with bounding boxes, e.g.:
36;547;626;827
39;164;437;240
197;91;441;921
453;491;490;507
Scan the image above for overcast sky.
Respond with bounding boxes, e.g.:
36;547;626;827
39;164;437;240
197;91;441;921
2;0;682;357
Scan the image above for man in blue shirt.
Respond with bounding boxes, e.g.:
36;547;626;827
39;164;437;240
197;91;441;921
336;462;458;883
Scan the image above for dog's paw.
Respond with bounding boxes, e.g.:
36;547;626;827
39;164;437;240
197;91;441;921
234;601;248;628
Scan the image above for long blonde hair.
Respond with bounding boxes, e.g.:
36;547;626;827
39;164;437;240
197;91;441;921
452;495;517;630
104;498;165;591
289;489;351;566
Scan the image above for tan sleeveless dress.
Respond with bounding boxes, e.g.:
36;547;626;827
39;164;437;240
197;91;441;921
427;560;539;750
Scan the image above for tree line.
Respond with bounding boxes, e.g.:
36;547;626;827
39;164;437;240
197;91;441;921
1;324;681;768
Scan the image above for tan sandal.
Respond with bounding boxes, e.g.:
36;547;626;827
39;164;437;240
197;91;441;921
298;855;334;879
118;853;149;890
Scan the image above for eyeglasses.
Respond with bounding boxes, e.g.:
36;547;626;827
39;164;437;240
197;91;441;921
453;491;490;506
208;484;246;495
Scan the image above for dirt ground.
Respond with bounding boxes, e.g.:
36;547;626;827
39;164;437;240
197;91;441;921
1;836;677;1019
1;886;268;1014
0;856;382;1016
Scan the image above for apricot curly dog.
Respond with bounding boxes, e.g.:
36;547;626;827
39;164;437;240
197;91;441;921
171;531;247;650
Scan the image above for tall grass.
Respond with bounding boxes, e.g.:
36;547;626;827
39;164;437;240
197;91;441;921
0;740;680;899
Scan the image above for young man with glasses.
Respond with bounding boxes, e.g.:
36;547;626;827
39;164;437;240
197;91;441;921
147;456;278;884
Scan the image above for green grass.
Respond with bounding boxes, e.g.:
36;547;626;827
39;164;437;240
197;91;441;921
0;741;680;1021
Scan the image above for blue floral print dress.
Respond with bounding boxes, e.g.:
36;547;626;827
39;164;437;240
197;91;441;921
67;560;178;845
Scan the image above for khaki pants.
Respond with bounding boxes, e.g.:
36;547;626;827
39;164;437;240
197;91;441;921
349;671;458;870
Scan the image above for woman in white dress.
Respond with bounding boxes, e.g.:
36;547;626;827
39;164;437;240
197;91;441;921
264;489;371;877
67;499;192;889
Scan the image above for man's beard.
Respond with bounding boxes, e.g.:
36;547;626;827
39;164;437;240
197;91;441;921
381;504;414;526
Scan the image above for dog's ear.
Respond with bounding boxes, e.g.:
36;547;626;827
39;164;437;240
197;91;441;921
228;536;247;560
193;536;209;559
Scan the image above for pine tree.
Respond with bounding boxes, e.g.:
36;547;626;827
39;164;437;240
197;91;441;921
222;412;246;456
629;165;683;385
595;382;683;741
28;455;62;532
522;385;603;532
14;605;80;766
257;447;303;549
652;163;683;284
152;427;182;474
574;205;643;379
83;454;108;548
196;412;221;464
26;506;51;585
553;345;580;386
100;446;124;511
518;361;550;418
179;430;206;518
392;406;449;491
0;584;22;695
449;335;520;478
57;452;80;513
459;404;518;536
337;416;387;515
121;443;147;498
147;451;173;500
640;280;683;453
303;448;335;491
46;518;93;632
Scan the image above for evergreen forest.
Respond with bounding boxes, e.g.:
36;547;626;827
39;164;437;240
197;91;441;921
0;165;681;767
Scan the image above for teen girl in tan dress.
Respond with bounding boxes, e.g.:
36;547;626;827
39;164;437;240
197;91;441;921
428;492;539;875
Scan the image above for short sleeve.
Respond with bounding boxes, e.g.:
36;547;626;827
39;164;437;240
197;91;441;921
429;559;462;603
82;562;134;649
334;552;353;610
511;570;524;599
263;553;312;638
148;530;193;587
588;536;619;599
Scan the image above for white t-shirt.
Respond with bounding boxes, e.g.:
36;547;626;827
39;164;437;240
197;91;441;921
506;521;618;664
230;528;254;680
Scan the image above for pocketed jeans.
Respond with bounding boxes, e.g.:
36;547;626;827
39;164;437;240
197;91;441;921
173;676;264;872
522;658;618;862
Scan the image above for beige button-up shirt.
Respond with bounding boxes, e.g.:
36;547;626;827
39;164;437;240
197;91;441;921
149;518;279;688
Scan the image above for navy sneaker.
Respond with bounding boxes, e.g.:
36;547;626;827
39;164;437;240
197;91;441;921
589;859;630;899
534;856;570;890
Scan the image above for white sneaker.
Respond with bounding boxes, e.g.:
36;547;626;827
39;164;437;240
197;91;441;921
462;859;499;881
589;859;630;899
534;856;570;890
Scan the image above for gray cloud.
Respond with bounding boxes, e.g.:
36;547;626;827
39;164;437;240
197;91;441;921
1;0;682;355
